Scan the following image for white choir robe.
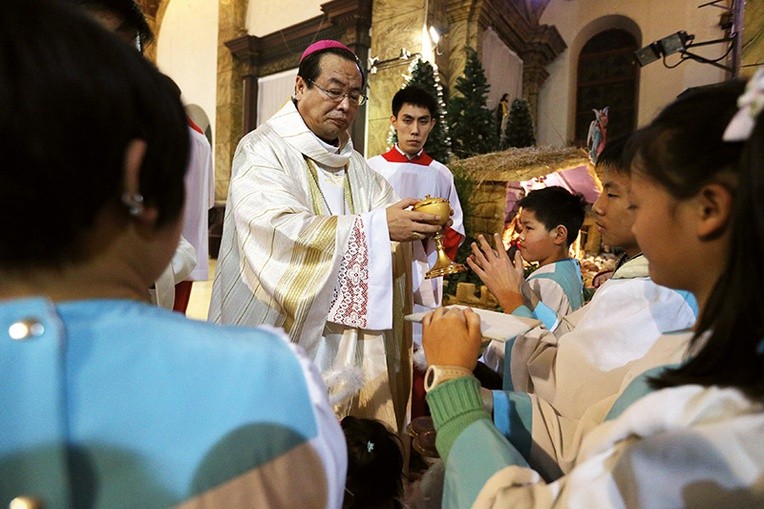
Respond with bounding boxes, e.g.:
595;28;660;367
506;255;697;420
368;146;465;344
209;100;412;433
183;126;215;281
482;254;697;479
436;357;764;508
151;235;197;309
482;258;584;373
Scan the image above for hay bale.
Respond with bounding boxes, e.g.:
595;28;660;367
450;146;593;185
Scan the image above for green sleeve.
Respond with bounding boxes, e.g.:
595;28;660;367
427;376;530;508
426;376;488;461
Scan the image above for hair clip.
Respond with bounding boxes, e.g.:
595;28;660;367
366;440;375;453
121;191;145;216
723;68;764;142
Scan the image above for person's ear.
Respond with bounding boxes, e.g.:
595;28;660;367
552;224;568;245
390;114;397;127
122;139;158;225
694;182;734;240
294;75;307;99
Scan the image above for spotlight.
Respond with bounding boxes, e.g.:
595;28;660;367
657;31;692;56
634;43;661;67
634;31;695;67
367;56;379;75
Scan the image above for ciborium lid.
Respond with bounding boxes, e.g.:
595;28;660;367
412;195;447;209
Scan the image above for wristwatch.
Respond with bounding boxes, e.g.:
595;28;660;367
424;365;473;392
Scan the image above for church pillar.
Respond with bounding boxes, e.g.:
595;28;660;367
519;25;566;129
215;0;248;202
446;0;477;93
367;0;427;156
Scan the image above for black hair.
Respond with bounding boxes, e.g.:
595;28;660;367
341;416;403;508
298;46;367;91
392;86;438;118
627;80;745;200
64;0;154;50
630;79;763;400
0;0;189;269
518;186;586;246
596;134;630;175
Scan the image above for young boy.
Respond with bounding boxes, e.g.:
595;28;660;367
367;86;465;418
470;185;585;372
368;86;465;312
367;86;464;262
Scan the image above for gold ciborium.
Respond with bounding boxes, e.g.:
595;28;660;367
412;195;467;279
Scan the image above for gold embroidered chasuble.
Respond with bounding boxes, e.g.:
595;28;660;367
209;100;412;432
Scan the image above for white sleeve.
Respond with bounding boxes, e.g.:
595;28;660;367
447;173;465;237
327;208;393;331
151;236;198;309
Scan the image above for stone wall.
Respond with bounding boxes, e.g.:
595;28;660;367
464;180;507;240
741;0;764;78
367;0;427;156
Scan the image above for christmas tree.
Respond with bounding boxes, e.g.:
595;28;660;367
448;47;499;158
504;98;536;148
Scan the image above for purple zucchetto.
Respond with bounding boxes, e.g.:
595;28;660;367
300;39;354;62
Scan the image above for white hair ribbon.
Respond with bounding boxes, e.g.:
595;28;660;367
723;68;764;142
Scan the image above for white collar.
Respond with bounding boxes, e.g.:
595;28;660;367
394;143;423;161
267;99;353;169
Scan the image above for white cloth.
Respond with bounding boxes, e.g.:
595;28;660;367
368;146;465;344
471;383;764;508
151;235;197;309
209;100;412;432
182;126;215;281
508;255;697;418
517;330;695;480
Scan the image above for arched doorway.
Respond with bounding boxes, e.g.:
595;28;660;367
574;29;638;145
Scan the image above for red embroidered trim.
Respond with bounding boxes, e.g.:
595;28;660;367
329;217;369;328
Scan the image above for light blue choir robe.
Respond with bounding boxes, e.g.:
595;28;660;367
0;298;346;508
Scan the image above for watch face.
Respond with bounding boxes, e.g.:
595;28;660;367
425;368;435;388
425;366;438;391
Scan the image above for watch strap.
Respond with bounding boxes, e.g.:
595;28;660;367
424;365;474;392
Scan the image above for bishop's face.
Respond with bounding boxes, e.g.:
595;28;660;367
295;53;362;143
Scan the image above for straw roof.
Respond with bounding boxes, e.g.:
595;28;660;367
450;146;596;185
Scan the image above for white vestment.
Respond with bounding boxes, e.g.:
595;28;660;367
182;126;215;281
439;370;764;508
368;146;465;344
151;235;197;309
209;101;412;432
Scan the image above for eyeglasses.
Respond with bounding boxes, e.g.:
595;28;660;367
307;79;367;107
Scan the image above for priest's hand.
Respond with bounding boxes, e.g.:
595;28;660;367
422;306;482;370
386;198;443;242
